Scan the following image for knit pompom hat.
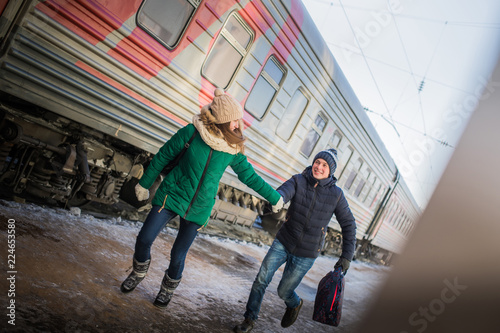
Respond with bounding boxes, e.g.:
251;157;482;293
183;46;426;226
209;88;243;124
313;148;339;176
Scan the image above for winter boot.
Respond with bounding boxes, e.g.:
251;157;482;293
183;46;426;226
120;257;151;293
153;271;181;308
233;317;255;333
281;298;303;328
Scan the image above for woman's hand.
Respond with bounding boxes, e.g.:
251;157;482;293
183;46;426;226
272;196;284;213
135;183;149;201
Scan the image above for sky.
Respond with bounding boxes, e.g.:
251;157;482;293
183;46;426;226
302;0;500;208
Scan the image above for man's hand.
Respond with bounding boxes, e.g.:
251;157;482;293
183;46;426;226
334;257;350;275
135;183;149;201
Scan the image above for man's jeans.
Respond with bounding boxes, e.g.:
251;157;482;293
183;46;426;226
244;239;316;320
134;206;199;280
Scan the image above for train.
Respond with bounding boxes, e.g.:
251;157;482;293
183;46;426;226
0;0;420;264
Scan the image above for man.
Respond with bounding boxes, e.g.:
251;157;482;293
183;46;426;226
233;148;356;332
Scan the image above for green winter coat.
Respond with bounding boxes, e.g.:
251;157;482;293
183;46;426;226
139;123;280;226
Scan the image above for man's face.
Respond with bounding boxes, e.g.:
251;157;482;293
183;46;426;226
312;158;330;180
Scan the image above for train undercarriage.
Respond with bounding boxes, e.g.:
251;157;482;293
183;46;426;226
0;97;138;207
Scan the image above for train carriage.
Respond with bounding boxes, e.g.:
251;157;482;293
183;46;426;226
0;0;420;263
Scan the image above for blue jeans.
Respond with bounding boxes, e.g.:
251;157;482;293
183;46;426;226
244;239;316;320
134;206;199;280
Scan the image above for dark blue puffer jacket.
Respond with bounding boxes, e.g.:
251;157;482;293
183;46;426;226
276;167;357;259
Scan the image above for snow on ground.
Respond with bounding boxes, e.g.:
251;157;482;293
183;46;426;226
0;200;390;332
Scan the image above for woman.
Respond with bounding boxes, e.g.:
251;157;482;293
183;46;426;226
121;88;284;309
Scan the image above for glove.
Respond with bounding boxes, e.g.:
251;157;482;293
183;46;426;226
334;256;350;275
272;196;284;213
135;183;149;201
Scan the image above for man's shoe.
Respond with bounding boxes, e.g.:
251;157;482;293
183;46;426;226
233;317;255;333
281;298;303;328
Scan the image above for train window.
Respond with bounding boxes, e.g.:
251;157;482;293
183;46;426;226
137;0;200;49
385;201;396;224
276;88;309;141
378;201;391;223
395;209;404;230
384;202;397;225
392;209;401;227
353;168;370;198
359;169;373;201
344;171;357;190
389;205;400;225
398;212;407;231
299;112;327;157
354;179;365;197
365;179;379;208
344;158;363;191
245;56;286;119
405;217;413;236
404;218;413;236
202;13;254;89
329;131;342;148
400;215;409;232
401;216;408;234
370;184;385;209
336;144;352;181
404;218;412;233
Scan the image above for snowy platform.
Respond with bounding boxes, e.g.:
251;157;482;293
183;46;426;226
0;200;390;332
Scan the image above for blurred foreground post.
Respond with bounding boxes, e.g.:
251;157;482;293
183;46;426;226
355;58;500;332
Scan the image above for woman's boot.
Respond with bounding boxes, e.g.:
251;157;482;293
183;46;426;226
120;257;151;293
153;271;181;308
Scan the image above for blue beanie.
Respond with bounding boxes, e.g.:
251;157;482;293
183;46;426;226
313;148;338;176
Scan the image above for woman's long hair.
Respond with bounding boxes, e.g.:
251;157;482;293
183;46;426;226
199;107;246;153
216;121;246;154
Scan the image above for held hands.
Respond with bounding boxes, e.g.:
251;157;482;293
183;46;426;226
272;196;284;213
135;183;149;201
334;256;351;275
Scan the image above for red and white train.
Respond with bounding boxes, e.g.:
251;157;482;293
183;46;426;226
0;0;420;263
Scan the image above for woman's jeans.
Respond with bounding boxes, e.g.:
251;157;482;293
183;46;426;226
244;239;316;320
134;206;199;280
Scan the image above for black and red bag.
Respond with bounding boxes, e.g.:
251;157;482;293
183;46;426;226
312;266;345;326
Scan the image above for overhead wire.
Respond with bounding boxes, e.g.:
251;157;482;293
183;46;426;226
337;0;396;135
310;0;482;205
385;0;425;129
386;5;452;205
364;108;454;148
421;21;448;86
326;41;476;94
396;14;500;29
335;0;434;202
386;0;433;200
309;0;379;12
391;75;412;119
319;0;334;29
309;0;500;29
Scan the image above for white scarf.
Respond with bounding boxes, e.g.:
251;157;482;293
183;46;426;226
192;115;240;155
